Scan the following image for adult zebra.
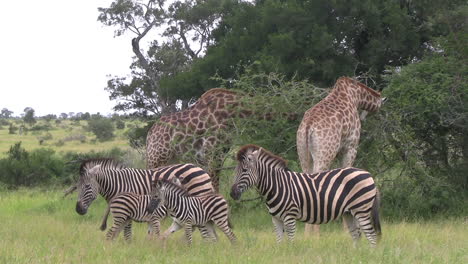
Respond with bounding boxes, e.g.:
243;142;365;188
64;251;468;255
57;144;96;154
230;145;381;245
75;158;215;240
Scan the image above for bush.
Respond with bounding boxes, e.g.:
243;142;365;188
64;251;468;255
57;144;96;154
30;124;52;131
87;117;115;141
0;142;65;187
115;120;125;129
0;143;130;188
8;124;17;134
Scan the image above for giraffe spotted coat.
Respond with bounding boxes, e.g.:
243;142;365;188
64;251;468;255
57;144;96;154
297;76;385;174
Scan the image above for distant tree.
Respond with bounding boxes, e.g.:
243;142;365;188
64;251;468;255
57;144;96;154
60;113;68;119
43;114;57;122
23;107;36;126
81;112;91;120
1;108;13;118
87;117;115;141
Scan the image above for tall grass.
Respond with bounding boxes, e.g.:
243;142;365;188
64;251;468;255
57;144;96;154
0;189;466;264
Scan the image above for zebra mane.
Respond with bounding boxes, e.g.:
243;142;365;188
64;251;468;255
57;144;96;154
160;179;191;197
237;144;288;168
79;158;125;176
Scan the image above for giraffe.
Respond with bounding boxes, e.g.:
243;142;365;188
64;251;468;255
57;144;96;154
146;88;245;191
296;76;385;235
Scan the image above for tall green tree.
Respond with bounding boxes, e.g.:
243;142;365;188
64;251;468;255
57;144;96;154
23;107;36;126
99;0;229;115
0;108;13;118
172;0;465;89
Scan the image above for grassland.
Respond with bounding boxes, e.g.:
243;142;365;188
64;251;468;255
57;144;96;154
0;188;466;264
0;119;137;158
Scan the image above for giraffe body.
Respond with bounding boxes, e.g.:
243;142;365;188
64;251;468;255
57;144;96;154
297;77;384;173
296;77;384;235
146;89;241;190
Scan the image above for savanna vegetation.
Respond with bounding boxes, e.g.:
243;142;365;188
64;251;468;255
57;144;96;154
0;0;467;263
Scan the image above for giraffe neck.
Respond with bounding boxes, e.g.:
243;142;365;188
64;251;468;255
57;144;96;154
333;77;382;112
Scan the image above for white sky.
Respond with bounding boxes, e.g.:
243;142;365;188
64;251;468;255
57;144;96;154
0;0;138;117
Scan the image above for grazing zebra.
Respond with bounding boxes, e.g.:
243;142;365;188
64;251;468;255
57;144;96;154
75;158;215;240
148;179;237;245
101;192;167;241
230;145;381;246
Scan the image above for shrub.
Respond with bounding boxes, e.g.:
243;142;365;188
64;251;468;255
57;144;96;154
8;124;17;134
0;142;65;187
116;120;125;129
87;117;115;141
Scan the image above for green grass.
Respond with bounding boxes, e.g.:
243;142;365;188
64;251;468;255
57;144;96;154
0;120;135;158
0;189;466;264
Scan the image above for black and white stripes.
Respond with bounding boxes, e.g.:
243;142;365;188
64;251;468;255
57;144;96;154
75;158;214;240
231;145;381;245
150;180;237;245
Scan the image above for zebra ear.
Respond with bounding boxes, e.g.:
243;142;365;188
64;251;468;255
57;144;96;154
248;149;261;164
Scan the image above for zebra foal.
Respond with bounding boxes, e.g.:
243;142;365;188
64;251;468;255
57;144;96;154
148;179;237;245
101;192;166;241
231;144;381;246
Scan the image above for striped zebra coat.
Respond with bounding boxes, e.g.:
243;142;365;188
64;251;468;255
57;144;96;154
149;179;237;245
75;158;214;240
102;192;166;241
231;145;381;245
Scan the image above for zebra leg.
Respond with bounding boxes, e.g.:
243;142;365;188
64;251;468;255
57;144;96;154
283;217;297;242
343;213;361;246
106;214;127;241
162;220;183;240
147;218;161;240
184;223;194;245
213;218;237;245
123;221;133;242
354;213;378;247
272;216;284;242
199;222;217;242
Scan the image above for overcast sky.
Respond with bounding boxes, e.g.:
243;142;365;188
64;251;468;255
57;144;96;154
0;0;138;117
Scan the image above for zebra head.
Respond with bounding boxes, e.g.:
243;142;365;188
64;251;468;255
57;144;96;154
231;145;262;200
146;178;181;214
76;162;102;215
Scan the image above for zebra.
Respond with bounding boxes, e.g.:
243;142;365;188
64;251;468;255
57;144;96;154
101;192;167;241
75;158;215;241
148;178;237;245
230;144;381;246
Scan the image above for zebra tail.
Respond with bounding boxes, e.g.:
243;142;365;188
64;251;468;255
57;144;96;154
372;188;382;240
100;203;111;231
